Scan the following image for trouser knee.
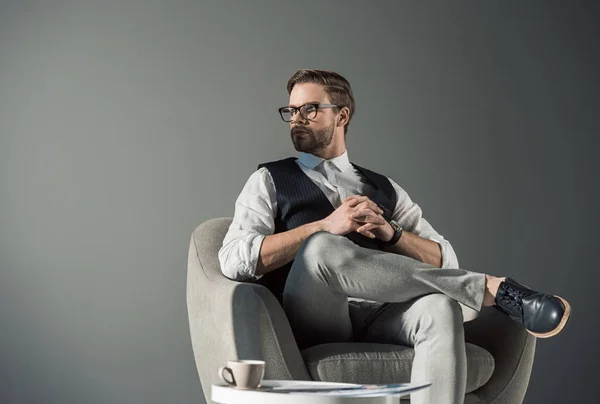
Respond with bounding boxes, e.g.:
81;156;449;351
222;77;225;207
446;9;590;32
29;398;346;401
291;231;349;277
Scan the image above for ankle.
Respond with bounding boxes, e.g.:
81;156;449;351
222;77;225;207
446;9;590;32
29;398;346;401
487;275;506;295
482;275;507;307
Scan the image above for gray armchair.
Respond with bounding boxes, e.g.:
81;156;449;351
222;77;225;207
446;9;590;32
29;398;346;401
187;218;537;403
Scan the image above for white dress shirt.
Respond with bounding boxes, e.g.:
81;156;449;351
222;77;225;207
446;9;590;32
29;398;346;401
218;150;459;284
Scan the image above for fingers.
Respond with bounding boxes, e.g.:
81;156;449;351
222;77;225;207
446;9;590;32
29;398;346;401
343;197;386;240
343;195;362;203
344;195;372;207
345;196;383;215
345;196;374;208
356;222;379;238
351;209;387;225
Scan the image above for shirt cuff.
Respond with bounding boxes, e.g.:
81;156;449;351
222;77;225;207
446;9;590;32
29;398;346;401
429;239;459;269
247;234;265;280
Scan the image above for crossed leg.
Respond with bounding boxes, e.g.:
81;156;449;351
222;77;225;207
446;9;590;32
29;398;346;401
282;230;486;348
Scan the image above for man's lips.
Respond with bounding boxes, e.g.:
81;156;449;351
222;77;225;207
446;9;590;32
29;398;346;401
293;130;309;136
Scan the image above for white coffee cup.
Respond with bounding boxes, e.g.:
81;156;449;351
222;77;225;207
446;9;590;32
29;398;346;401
218;360;265;389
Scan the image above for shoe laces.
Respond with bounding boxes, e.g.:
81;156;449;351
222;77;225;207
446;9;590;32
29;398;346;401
500;285;527;307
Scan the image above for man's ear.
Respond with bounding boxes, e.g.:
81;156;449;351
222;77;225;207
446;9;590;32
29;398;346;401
338;107;350;127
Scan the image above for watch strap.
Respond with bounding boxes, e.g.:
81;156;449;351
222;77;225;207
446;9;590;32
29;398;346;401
385;219;403;245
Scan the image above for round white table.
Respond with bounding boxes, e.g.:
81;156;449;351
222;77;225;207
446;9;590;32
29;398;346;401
211;380;431;404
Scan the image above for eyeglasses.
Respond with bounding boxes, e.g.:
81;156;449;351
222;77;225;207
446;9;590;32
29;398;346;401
278;103;339;122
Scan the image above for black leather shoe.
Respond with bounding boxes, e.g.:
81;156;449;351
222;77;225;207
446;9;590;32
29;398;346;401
494;277;571;338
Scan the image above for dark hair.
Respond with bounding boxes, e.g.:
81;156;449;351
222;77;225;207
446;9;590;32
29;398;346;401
286;69;355;136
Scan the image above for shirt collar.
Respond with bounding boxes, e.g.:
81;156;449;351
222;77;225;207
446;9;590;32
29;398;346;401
298;149;352;172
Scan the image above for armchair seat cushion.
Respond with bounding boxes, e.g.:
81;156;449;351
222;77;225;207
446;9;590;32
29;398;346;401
301;342;495;394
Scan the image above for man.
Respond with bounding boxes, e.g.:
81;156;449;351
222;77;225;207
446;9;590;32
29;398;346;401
218;68;571;404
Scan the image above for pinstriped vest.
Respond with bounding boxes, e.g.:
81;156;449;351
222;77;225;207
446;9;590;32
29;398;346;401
255;157;397;304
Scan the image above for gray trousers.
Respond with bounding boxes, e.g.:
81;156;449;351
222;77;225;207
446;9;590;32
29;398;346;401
282;231;487;404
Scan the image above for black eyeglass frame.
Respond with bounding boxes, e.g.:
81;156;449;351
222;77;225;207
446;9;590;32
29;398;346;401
278;103;340;122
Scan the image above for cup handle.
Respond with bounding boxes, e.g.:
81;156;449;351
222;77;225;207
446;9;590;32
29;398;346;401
218;366;236;387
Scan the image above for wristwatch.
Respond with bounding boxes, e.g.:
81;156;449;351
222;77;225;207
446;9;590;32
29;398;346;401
385;219;403;245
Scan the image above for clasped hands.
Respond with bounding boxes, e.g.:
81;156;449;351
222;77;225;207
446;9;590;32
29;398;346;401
321;195;394;242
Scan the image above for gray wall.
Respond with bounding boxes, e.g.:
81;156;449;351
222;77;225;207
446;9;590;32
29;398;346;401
1;1;598;403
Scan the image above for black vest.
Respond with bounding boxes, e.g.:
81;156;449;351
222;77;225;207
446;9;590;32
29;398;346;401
255;157;397;304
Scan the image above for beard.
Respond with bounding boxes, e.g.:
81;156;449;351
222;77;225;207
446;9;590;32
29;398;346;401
290;123;335;153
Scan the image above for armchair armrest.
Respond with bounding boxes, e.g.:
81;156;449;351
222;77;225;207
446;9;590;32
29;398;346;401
186;226;311;403
464;306;537;404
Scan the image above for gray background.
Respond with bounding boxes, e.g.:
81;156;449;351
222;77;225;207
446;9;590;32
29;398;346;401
1;1;598;403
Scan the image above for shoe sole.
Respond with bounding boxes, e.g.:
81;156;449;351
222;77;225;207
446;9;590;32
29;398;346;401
528;295;571;338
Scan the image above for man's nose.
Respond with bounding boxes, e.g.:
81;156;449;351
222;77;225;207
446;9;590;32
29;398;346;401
290;110;307;124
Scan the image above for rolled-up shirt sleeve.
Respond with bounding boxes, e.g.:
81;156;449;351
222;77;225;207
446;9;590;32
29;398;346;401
218;167;277;281
387;177;459;269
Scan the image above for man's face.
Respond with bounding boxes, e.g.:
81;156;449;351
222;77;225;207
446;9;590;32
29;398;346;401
288;83;338;154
